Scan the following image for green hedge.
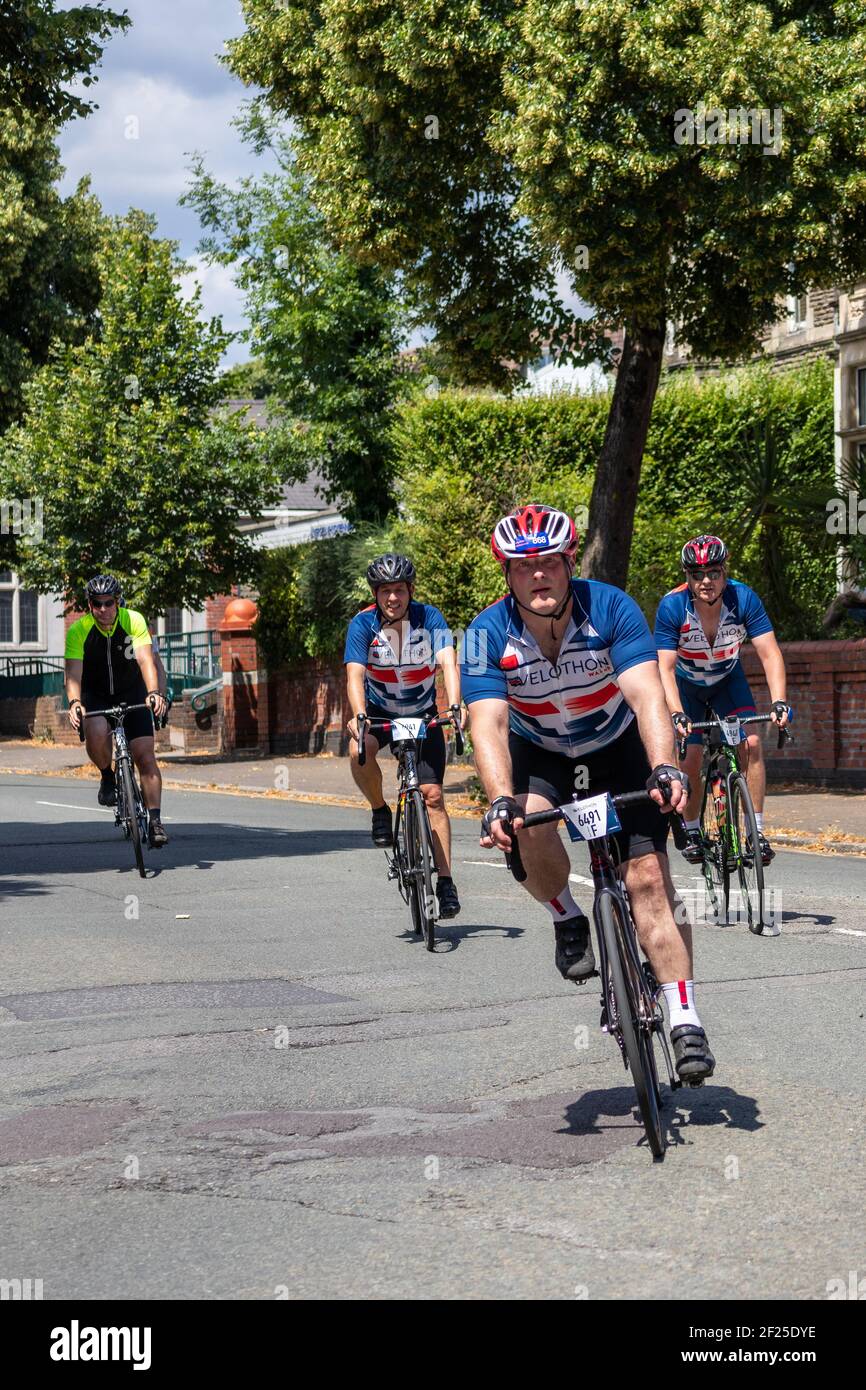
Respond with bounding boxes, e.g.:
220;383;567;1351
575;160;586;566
255;361;839;662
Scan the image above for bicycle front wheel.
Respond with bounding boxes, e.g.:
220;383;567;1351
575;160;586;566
119;756;145;878
405;791;436;951
699;776;725;925
729;772;765;934
599;892;664;1158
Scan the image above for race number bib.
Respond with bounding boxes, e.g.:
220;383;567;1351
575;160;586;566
560;793;622;843
390;717;425;741
720;716;741;746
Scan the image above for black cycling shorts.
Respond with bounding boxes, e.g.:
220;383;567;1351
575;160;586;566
509;717;669;862
367;705;447;786
82;693;155;744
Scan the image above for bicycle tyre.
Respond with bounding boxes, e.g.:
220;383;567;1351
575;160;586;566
119;756;145;878
405;791;436;951
599;892;665;1158
400;799;423;936
729;772;765;934
699;775;724;925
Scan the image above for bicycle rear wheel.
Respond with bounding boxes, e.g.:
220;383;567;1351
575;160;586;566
729;772;765;933
119;756;145;878
405;791;436;951
599;892;664;1158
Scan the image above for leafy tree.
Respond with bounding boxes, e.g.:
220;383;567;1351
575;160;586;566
228;0;866;586
0;115;105;433
0;211;283;615
184;110;408;523
218;356;275;399
0;0;129;124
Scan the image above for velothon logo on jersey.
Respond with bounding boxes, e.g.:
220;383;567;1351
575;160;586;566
506;653;614;685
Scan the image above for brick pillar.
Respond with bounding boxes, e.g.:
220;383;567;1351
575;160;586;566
219;598;269;753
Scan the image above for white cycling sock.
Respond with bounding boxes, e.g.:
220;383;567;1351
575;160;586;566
755;812;764;832
684;818;700;831
543;886;581;920
662;979;702;1029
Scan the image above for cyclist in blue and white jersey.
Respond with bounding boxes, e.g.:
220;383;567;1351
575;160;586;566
461;505;715;1085
654;535;789;867
344;553;463;919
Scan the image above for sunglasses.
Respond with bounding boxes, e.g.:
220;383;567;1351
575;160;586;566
687;568;724;581
90;598;118;609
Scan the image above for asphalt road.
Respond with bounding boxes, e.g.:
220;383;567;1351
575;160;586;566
1;774;864;1300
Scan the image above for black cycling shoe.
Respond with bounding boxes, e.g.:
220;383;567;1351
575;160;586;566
371;804;393;847
436;878;461;919
680;828;704;865
747;832;775;865
97;774;117;807
148;817;168;849
554;915;596;983
671;1024;715;1086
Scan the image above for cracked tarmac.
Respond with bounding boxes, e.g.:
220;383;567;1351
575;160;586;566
1;776;865;1299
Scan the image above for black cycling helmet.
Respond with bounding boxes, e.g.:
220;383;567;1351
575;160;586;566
85;573;123;602
681;535;728;570
366;553;416;588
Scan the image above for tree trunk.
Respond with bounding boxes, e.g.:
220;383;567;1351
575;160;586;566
580;318;665;589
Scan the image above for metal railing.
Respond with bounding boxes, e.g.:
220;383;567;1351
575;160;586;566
0;655;66;699
160;630;218;691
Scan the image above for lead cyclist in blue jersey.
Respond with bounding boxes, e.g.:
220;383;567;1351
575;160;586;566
462;505;715;1085
654;536;790;867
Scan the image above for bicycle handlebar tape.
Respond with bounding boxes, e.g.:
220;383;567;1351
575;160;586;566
450;707;465;757
356;714;368;766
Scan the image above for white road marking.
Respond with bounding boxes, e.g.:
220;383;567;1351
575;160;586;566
36;800;171;821
833;928;866;938
463;860;596;890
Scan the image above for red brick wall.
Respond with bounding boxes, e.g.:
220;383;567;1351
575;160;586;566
741;639;866;786
268;661;351;755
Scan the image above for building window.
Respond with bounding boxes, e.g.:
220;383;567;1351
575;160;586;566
164;606;184;634
787;294;808;330
0;571;42;647
857;367;866;429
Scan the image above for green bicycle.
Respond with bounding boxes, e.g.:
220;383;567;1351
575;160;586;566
678;708;792;934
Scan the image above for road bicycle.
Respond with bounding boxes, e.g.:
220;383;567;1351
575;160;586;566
508;786;683;1159
677;709;793;934
358;709;463;951
78;701;162;878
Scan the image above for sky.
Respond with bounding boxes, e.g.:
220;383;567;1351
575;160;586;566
57;1;267;367
54;1;585;370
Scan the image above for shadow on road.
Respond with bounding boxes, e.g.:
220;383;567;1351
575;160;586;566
0;818;373;887
403;921;524;952
561;1082;763;1148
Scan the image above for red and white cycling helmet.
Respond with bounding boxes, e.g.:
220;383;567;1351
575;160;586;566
491;504;578;568
681;534;728;570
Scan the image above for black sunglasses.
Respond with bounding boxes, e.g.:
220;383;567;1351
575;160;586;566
90;598;118;609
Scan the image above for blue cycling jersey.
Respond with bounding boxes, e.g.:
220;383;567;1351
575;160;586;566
344;601;453;716
653;579;773;688
460;578;657;757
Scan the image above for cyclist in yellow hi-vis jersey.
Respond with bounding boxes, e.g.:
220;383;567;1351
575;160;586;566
65;574;169;847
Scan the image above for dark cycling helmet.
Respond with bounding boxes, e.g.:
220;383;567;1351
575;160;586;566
85;573;123;602
681;535;728;570
366;553;416;588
